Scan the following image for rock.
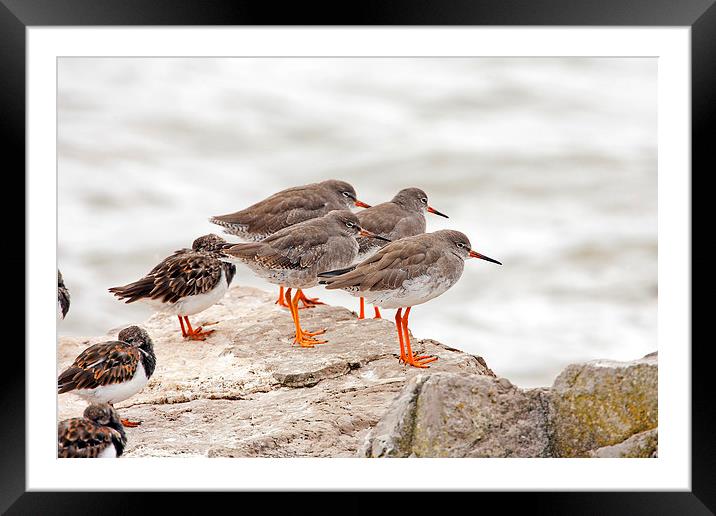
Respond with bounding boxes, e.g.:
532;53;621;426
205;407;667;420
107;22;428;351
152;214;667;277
57;286;494;457
361;353;657;458
58;285;657;458
360;373;551;457
588;428;658;458
547;353;658;457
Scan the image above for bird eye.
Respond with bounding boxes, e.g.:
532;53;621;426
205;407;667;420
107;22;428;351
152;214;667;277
342;191;350;197
456;242;465;248
346;221;354;228
421;198;427;204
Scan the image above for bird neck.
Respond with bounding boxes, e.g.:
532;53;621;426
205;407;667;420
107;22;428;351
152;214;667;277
140;346;157;378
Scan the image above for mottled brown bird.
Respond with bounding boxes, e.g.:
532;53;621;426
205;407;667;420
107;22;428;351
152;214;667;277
58;326;156;427
58;269;70;320
58;404;127;458
109;234;236;341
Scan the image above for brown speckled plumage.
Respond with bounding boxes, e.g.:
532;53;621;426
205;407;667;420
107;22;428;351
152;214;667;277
58;326;155;394
58;269;70;319
58;404;127;458
108;234;236;304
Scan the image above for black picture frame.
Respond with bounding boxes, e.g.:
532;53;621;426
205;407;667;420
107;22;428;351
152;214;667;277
4;0;709;513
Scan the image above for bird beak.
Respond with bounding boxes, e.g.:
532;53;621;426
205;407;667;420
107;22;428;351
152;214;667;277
354;200;371;208
427;206;449;218
359;228;391;242
468;249;502;265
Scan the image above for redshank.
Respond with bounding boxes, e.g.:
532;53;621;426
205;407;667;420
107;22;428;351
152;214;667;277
354;187;448;319
58;404;127;458
222;210;388;347
58;269;70;320
209;179;371;309
58;326;156;427
318;230;501;368
109;234;236;341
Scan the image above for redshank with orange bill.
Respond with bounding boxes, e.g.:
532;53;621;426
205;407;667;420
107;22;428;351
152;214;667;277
209;179;370;308
354;187;448;319
318;230;500;368
222;210;388;347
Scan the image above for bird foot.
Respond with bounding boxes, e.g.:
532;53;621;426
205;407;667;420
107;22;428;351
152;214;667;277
400;353;439;368
298;294;326;309
120;418;142;428
184;328;215;341
293;329;328;347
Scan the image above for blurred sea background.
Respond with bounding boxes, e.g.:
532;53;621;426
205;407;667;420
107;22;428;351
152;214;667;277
58;58;657;388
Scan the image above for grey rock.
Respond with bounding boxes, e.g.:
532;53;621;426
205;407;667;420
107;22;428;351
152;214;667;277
361;373;551;458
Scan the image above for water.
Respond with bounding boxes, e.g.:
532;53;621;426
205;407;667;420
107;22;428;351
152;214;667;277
58;57;657;387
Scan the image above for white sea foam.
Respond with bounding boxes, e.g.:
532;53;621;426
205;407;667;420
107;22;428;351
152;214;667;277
57;57;657;387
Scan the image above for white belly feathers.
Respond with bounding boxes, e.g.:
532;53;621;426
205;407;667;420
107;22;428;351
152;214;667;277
142;269;229;316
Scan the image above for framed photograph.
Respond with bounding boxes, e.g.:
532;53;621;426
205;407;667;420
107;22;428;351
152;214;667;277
7;0;708;512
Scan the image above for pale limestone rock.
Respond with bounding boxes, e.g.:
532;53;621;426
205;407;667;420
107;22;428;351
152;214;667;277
57;286;493;457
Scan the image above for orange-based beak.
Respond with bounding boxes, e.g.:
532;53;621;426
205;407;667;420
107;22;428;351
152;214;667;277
354;200;371;208
468;249;502;265
359;228;390;242
427;206;449;218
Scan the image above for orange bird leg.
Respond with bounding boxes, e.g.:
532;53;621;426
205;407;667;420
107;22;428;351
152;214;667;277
374;306;382;319
108;403;142;427
275;286;290;308
289;289;327;347
358;297;366;319
182;316;215;341
401;307;438;368
178;316;187;337
297;290;325;309
395;308;407;363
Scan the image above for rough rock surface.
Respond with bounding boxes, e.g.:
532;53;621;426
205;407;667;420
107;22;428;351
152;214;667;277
361;353;657;458
587;429;658;458
360;374;551;458
58;286;656;458
547;353;658;457
57;286;494;457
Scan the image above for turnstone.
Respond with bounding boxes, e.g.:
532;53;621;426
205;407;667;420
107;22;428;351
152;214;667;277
223;210;387;347
58;325;156;426
354;187;448;319
319;230;501;368
108;234;236;341
209;179;371;308
58;403;127;458
58;269;70;320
